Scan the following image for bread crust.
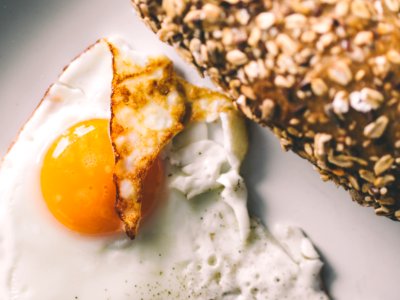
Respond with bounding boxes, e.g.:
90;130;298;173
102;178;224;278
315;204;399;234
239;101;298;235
132;0;400;220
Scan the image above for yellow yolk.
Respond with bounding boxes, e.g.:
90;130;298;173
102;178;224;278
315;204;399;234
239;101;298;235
41;119;121;235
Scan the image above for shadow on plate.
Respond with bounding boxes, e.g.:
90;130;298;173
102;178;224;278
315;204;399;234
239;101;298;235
242;121;269;221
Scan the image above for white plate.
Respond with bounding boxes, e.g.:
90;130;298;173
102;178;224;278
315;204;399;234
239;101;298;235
1;0;399;299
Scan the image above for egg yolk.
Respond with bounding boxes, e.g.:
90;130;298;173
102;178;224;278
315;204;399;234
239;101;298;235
41;119;165;235
41;119;121;234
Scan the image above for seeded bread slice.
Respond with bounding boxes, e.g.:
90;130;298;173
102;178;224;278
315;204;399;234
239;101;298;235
132;0;400;220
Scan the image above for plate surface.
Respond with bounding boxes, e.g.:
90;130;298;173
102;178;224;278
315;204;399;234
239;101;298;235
1;0;400;299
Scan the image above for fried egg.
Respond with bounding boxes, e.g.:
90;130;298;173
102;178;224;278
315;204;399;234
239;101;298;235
0;39;328;299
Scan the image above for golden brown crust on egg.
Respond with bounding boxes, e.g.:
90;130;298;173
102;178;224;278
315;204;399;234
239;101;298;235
132;0;400;221
108;42;187;238
107;40;236;238
177;78;235;122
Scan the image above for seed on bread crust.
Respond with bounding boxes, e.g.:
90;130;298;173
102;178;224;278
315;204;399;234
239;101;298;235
132;0;400;221
226;50;248;66
363;116;389;139
255;12;275;30
374;155;394;176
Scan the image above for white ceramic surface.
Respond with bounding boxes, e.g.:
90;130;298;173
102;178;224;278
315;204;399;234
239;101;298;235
0;1;399;299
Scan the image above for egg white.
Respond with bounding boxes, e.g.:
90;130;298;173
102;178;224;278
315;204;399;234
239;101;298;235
0;39;328;300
